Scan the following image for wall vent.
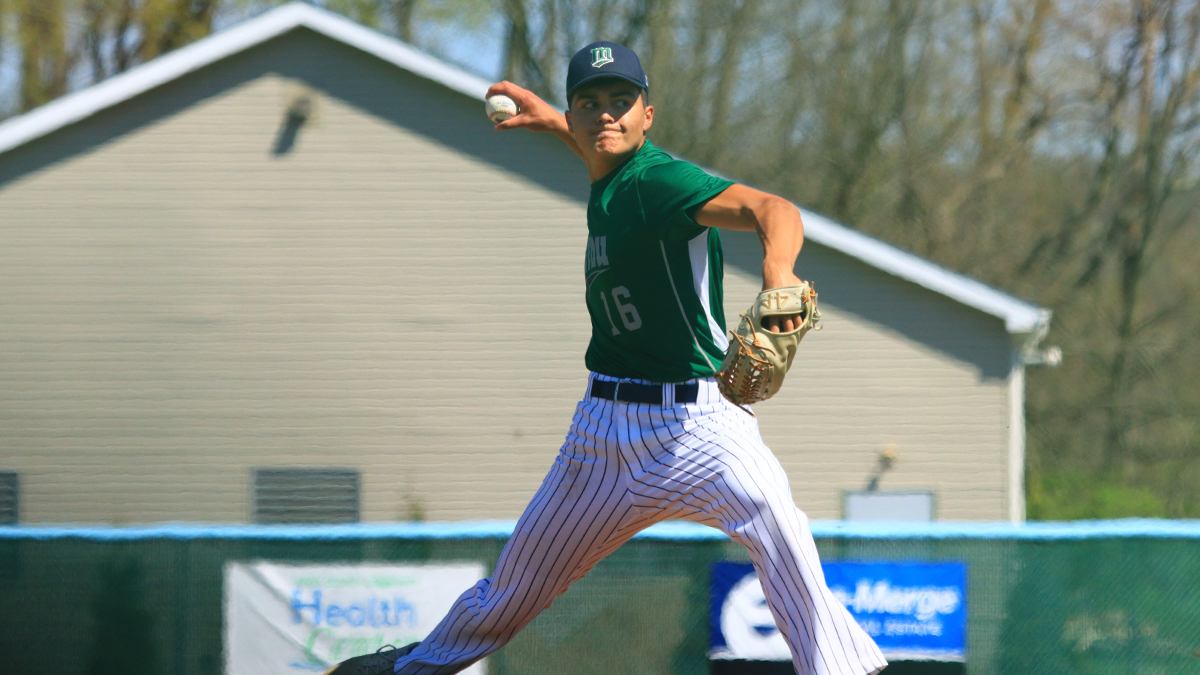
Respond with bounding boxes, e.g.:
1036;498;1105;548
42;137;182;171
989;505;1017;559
253;468;359;524
0;473;17;525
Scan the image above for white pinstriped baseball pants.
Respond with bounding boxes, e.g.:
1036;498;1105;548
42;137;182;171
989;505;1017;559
395;374;887;675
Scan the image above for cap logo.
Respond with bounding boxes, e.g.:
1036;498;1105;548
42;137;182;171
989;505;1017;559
590;47;614;68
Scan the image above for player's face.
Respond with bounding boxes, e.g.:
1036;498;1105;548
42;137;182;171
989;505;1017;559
566;80;653;163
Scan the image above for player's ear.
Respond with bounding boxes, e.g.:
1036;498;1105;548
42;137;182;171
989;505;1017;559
565;109;574;133
642;104;653;132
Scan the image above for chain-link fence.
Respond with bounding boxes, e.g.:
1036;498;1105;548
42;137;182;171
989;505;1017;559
2;520;1198;675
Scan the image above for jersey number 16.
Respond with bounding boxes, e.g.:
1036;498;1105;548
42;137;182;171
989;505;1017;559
600;286;642;334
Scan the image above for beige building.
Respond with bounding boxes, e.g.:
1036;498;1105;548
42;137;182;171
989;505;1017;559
0;3;1051;526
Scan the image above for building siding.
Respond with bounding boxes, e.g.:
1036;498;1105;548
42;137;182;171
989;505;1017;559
0;31;1013;524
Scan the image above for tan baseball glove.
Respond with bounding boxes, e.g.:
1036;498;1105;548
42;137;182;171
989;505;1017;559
716;283;821;409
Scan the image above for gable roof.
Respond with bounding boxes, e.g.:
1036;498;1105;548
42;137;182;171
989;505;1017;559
0;1;1049;335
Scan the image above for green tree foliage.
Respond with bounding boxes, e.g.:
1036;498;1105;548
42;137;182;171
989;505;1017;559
17;0;71;111
0;0;488;117
2;0;1198;519
0;0;219;112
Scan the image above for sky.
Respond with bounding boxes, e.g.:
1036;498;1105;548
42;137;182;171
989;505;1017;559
0;41;16;116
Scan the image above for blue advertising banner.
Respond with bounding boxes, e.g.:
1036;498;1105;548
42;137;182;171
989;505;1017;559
711;561;967;662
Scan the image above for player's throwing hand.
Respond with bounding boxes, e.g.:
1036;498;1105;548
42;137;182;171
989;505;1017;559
486;82;559;132
484;81;587;163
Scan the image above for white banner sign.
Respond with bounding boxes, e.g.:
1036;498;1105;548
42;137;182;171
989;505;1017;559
225;561;486;675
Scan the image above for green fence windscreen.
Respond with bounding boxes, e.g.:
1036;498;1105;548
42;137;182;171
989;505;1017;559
1;521;1199;675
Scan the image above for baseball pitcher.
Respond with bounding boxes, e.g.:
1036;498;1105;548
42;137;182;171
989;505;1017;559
326;41;886;675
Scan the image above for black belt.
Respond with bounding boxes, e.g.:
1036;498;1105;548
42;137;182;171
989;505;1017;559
589;380;699;405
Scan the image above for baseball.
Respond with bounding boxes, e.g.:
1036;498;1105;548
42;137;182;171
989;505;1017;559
486;95;519;123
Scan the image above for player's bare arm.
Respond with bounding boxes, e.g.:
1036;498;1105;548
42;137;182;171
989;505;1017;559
485;81;585;160
693;184;807;334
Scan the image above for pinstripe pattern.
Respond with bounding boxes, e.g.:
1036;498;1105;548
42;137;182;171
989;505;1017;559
395;374;886;675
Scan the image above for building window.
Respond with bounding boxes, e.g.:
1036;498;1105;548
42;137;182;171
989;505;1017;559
0;473;17;525
253;468;360;524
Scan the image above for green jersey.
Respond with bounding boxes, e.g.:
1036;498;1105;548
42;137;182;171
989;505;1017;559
584;140;735;383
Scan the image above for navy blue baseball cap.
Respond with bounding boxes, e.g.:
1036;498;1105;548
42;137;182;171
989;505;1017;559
566;41;649;101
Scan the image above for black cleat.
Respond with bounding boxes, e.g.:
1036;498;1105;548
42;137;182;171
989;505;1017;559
321;642;419;675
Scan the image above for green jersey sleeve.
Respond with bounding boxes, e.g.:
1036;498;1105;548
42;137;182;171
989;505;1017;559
636;159;734;239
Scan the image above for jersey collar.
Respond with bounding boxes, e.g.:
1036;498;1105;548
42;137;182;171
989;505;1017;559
590;139;655;197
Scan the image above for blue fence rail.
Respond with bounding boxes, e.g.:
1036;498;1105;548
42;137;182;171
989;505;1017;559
6;517;1200;541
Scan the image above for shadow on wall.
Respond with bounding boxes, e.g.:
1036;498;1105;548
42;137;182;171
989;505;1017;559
722;229;1012;381
271;95;311;156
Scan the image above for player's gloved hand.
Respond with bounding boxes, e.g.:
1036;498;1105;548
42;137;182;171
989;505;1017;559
486;81;566;134
760;271;805;333
717;281;821;411
763;311;802;333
